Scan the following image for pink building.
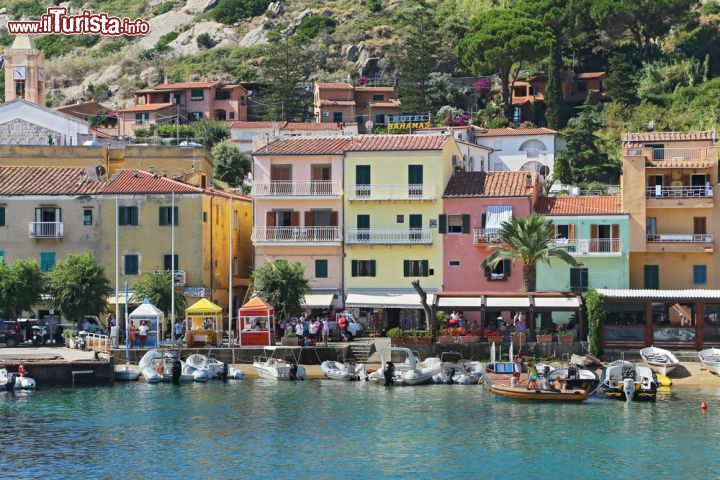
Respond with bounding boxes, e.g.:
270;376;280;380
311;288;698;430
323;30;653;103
441;171;539;293
117;79;248;137
313;82;400;131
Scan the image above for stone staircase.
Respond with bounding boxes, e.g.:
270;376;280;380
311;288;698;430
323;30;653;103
348;341;376;363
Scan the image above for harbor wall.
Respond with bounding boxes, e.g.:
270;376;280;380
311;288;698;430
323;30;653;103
3;360;113;386
112;346;350;365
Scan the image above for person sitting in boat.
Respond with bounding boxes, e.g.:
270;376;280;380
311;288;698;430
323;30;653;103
553;376;565;391
527;362;539;390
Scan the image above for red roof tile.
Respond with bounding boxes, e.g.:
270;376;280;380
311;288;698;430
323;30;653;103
283;122;343;131
319;99;356;106
574;72;606;79
622;131;717;143
228;121;281;129
355;86;396;92
474;127;557;137
443;171;536;197
368;100;401;108
156;81;222;89
535;196;623;216
254;137;351;155
103;170;203;194
316;82;353;89
0;167;106;195
119;103;174;112
347;134;449;151
646;159;714;168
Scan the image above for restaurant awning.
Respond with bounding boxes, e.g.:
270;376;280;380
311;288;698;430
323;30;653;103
533;297;582;309
485;297;531;309
485;205;512;233
303;293;335;308
437;296;483;309
345;290;434;309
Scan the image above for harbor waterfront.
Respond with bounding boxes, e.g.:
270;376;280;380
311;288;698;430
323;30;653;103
2;380;720;479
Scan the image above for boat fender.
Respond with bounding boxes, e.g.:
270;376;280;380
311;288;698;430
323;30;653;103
289;362;298;381
701;401;708;410
171;360;182;385
221;362;229;382
383;361;395;386
5;373;16;391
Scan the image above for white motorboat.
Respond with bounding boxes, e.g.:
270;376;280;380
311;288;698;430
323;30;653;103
253;346;307;380
699;348;720;375
321;360;365;381
228;367;246;379
600;360;658;401
185;353;226;379
113;366;140;381
640;346;680;376
367;347;434;386
547;366;600;392
0;369;35;390
138;350;194;383
430;352;484;384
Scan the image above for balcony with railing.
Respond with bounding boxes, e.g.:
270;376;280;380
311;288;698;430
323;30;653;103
625;147;713;161
551;238;623;256
347;184;436;201
251;181;342;197
473;229;500;244
646;185;713;198
29;222;64;238
252;226;341;245
345;228;432;245
646;233;714;252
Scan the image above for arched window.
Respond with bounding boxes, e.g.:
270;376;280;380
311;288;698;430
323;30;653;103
519;139;547;158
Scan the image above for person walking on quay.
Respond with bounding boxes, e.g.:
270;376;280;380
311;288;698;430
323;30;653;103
295;319;304;342
308;318;318;344
174;320;183;341
513;353;523;387
527;362;538;390
322;316;330;344
138;321;149;349
129;320;136;347
314;317;323;345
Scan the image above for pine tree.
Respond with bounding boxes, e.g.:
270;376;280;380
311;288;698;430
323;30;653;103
261;38;313;121
544;40;565;129
605;50;640;106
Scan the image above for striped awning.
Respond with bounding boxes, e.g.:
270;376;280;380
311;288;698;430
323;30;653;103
485;205;512;233
345;290;434;309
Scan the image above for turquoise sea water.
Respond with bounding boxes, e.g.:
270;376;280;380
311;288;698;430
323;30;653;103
3;380;720;479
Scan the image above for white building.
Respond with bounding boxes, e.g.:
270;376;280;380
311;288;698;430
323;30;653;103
415;125;560;176
230;121;359;153
0;98;90;146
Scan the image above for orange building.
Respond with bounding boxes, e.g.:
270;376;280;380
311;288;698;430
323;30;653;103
313;82;400;131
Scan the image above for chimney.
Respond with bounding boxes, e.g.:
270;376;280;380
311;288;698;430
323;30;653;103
149;166;155;174
164;74;168;84
204;76;209;83
162;170;167;177
526;173;533;187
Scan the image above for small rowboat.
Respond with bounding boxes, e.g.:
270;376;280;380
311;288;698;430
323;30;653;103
699;348;720;376
490;384;588;402
640;346;680;376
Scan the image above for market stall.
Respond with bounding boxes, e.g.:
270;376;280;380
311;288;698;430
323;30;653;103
237;296;275;346
128;298;163;348
185;298;223;347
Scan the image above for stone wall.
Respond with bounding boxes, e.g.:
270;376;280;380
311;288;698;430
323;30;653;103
0;118;61;145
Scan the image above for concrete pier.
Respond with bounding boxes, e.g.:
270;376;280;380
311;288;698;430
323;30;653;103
0;347;113;386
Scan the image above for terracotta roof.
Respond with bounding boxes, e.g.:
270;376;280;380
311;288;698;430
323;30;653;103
456;139;493;151
316;83;353;89
283;122;343;131
103;170;203;194
155;81;222;89
475;127;557;137
368;100;401;108
646;159;714;168
319;99;356;106
355;86;396;92
0;167;106;195
347;134;449;151
443;171;536;198
254;137;351;155
535;196;623;216
119;103;174;112
622;131;717;143
228;121;280;129
575;72;606;79
89;128;114;139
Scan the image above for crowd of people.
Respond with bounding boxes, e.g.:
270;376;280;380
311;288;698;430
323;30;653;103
279;315;331;345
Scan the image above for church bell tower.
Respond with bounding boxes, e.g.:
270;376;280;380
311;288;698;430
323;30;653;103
4;34;45;104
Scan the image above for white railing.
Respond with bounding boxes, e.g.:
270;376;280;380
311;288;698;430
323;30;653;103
347;184;436;201
251;181;342;197
646;185;713;198
345;228;432;244
552;238;623;254
86;333;109;353
252;226;341;243
29;222;64;238
647;234;713;243
626;147;710;160
473;228;500;244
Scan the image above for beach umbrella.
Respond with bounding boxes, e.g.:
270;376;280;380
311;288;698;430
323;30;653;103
490;341;496;364
509;340;514;363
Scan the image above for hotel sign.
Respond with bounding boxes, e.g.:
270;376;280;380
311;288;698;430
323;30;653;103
387;115;431;130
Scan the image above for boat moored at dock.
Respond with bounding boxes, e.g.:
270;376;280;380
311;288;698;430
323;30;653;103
490;384;588;402
699;348;720;376
600;360;658;401
253;346;307;380
640;346;680;376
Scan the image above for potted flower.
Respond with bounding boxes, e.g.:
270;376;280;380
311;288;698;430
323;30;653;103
62;329;74;348
511;331;526;345
485;329;503;344
406;330;432;345
438;328;454;344
281;332;299;346
460;333;477;344
536;329;553;343
557;329;573;343
387;327;405;345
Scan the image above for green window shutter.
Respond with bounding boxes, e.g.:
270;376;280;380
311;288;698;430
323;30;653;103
173;206;179;225
351;260;358;277
125;255;139;275
130;206;138;226
421;260;429;277
462;214;470;234
581;269;589;289
357;214;370;229
644;265;659;289
403;260;410;277
356;165;371;185
503;259;511;277
369;260;376;277
570;268;579;289
438;215;447;234
0;250;4;264
0;207;5;226
40;252;56;272
315;259;328;278
408;165;423;184
118;207;126;226
693;265;707;285
159;207;168;226
409;214;422;229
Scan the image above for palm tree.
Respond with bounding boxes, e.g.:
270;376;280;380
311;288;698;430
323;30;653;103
481;213;577;292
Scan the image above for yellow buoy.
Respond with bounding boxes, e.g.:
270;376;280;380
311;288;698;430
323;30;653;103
656;373;672;387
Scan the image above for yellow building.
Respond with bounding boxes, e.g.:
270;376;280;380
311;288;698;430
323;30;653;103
621;131;718;289
343;135;461;332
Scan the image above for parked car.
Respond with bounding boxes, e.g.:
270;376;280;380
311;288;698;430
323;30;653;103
329;312;364;339
0;320;23;347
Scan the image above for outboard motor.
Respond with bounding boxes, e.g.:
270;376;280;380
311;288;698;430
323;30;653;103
446;367;456;385
622;377;635;401
171;360;182;385
542;366;551;379
5;373;16;391
221;362;229;382
289;362;298;381
567;365;577;380
383;361;395;386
